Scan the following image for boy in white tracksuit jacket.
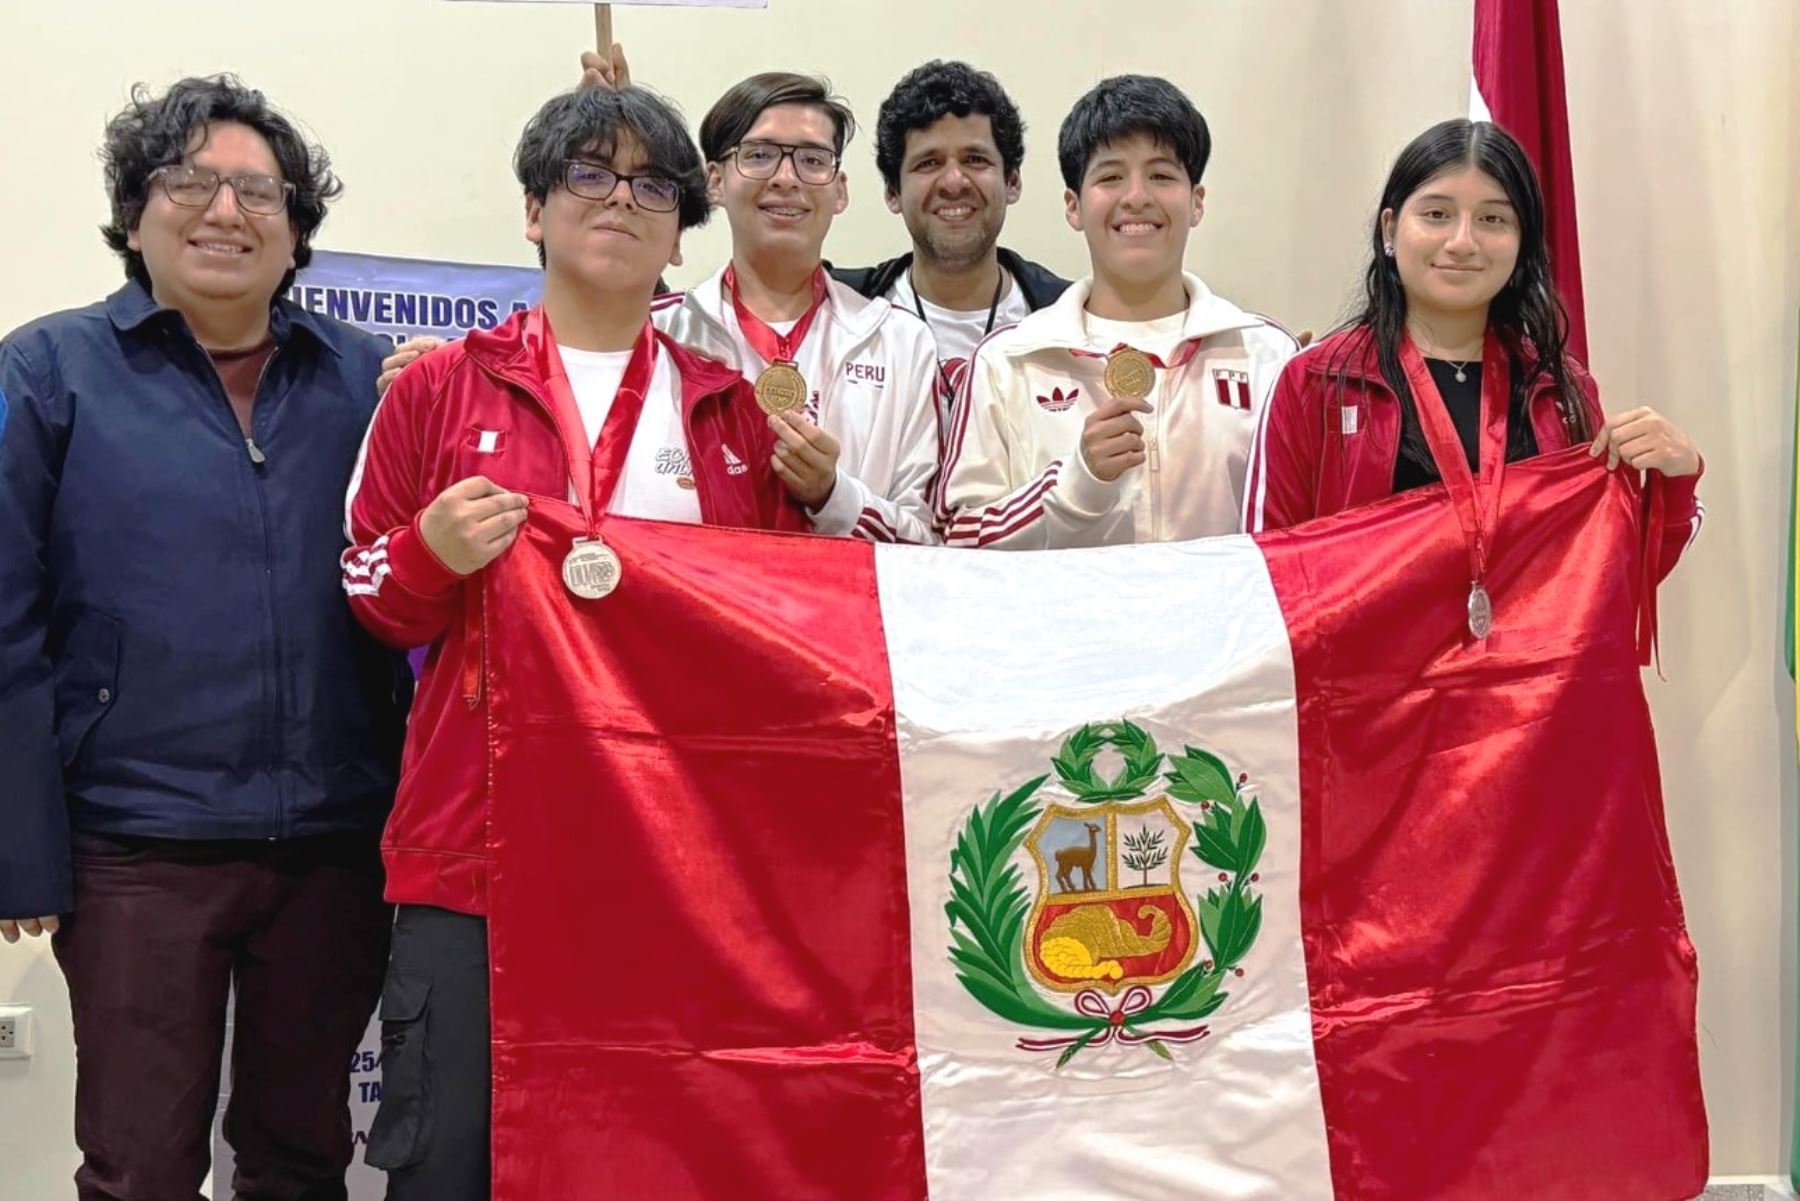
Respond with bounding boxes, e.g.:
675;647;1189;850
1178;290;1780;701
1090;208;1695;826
679;70;941;545
937;274;1294;547
937;75;1297;549
656;265;939;545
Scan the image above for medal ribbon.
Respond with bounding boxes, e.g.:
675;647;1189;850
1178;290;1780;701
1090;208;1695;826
725;264;830;367
1398;329;1510;626
1069;340;1204;373
532;308;659;536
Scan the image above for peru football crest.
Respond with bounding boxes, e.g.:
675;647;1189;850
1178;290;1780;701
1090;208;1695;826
1213;368;1252;410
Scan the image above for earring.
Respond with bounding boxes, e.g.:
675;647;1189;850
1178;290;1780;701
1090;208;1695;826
1383;243;1395;257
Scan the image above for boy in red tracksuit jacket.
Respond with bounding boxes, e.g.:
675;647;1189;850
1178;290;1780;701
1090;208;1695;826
340;85;821;1200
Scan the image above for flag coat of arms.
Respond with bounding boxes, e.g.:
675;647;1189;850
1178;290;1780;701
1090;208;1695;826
478;450;1706;1200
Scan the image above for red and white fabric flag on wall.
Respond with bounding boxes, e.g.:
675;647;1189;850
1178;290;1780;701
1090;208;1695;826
1473;0;1589;362
483;452;1704;1200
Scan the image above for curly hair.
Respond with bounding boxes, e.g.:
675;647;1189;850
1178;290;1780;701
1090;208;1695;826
874;60;1025;195
101;75;339;296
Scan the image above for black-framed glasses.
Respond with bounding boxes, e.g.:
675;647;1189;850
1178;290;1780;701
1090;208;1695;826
727;140;840;185
151;164;294;215
562;159;682;213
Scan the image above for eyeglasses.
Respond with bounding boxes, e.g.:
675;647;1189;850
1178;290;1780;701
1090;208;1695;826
562;160;683;213
151;164;294;216
727;140;840;185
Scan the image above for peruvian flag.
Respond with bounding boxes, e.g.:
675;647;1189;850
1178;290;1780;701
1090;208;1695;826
1473;0;1589;362
483;452;1704;1200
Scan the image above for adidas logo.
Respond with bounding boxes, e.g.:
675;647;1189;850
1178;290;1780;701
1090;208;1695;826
1037;386;1079;412
722;443;748;476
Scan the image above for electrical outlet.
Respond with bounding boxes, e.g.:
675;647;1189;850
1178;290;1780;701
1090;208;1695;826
0;1004;34;1059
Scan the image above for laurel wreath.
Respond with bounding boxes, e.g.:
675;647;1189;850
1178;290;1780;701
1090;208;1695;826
944;774;1097;1037
1051;721;1166;802
946;724;1266;1066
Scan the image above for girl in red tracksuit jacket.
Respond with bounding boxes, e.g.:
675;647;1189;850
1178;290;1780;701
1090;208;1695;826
1243;118;1702;582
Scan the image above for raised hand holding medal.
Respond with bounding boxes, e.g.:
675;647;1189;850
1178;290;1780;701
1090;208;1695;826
768;409;842;508
1077;342;1198;483
1080;395;1154;482
727;264;830;416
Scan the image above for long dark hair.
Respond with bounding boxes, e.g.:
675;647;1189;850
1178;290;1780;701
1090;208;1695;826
1339;118;1592;475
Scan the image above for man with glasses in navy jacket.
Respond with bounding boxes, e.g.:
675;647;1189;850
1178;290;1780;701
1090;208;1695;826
0;75;408;1200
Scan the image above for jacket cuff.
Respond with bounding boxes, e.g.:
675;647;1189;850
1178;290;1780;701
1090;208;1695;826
0;876;71;921
1058;450;1123;521
807;468;863;535
1664;454;1703;509
386;520;464;598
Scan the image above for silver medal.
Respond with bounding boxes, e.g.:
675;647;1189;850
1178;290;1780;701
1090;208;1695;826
1467;581;1493;639
562;537;621;600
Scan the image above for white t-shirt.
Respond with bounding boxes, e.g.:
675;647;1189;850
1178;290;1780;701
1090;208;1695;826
557;343;703;525
886;269;1031;417
1083;310;1190;360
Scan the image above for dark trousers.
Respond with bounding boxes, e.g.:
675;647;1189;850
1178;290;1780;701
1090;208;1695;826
51;830;390;1201
366;905;491;1201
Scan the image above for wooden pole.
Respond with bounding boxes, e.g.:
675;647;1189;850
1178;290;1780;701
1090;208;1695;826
594;3;613;54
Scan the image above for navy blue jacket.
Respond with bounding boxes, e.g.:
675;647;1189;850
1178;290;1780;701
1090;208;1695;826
0;282;410;917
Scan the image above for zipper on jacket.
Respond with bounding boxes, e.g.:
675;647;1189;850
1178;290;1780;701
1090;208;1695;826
247;347;288;834
1147;371;1168;541
187;329;288;836
461;580;485;710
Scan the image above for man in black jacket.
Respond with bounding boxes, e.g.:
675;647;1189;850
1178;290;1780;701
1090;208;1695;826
829;60;1070;414
0;75;407;1200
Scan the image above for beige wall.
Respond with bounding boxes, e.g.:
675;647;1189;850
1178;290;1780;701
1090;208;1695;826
1566;0;1800;1174
0;0;1795;1194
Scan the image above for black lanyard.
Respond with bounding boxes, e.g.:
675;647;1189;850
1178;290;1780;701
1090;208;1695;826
909;265;1005;397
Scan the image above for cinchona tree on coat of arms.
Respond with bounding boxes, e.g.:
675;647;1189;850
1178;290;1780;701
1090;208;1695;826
945;721;1266;1067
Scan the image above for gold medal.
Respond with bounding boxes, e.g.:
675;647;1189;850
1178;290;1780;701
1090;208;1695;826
562;537;621;601
1103;347;1155;400
754;361;808;415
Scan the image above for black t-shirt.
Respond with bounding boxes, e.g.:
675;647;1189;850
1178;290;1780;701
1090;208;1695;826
1393;359;1540;493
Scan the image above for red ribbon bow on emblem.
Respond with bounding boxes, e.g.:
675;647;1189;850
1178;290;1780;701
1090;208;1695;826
1016;985;1211;1053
